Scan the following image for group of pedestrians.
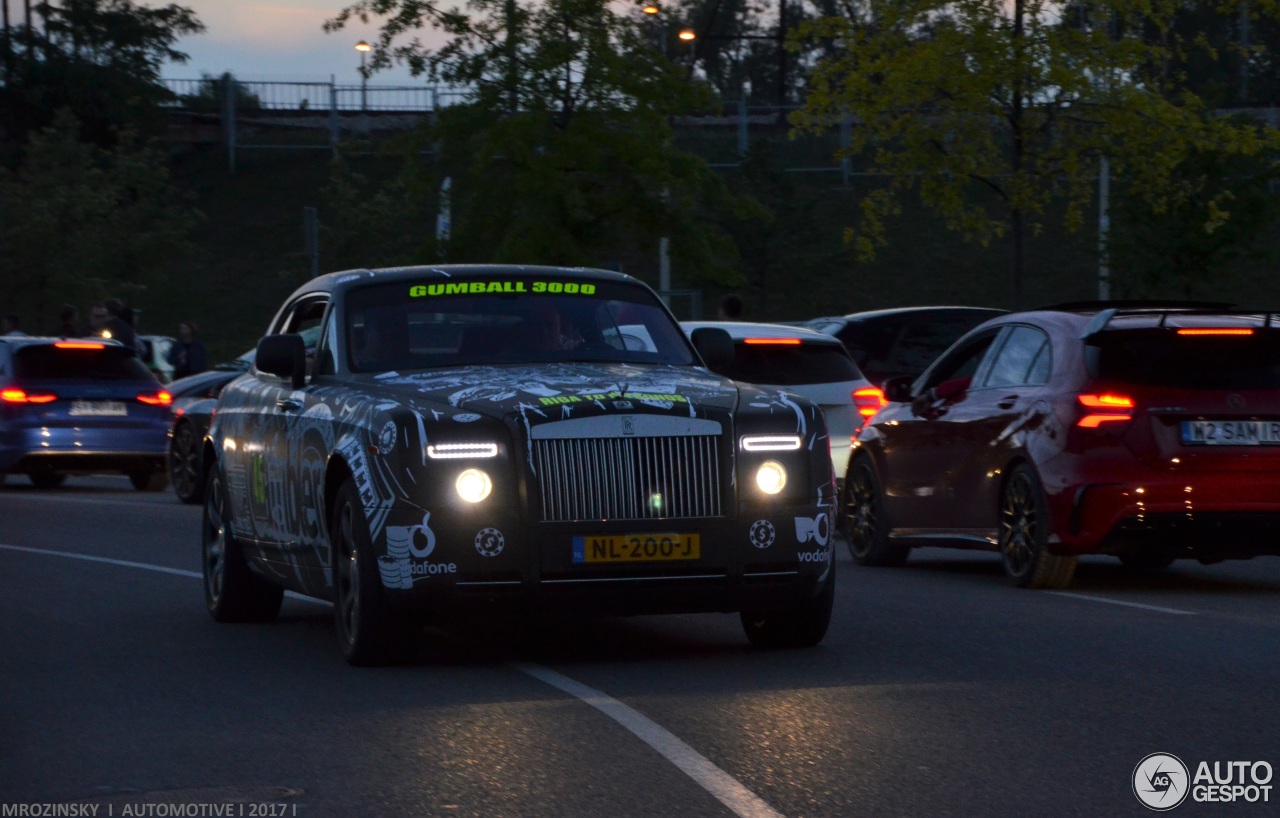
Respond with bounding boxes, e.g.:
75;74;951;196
3;300;209;380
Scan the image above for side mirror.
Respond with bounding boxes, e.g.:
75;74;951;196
882;375;915;403
256;334;306;390
690;327;734;370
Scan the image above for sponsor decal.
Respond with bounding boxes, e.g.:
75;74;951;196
453;413;482;423
749;519;776;549
797;550;830;563
386;512;437;559
475;527;505;557
409;281;597;297
376;420;397;454
795;513;831;547
1133;753;1274;809
538;392;687;406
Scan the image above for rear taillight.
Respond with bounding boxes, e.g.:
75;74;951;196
853;386;887;420
137;391;173;406
1077;393;1134;428
2;387;57;404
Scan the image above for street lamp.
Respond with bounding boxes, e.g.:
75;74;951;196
355;40;371;111
678;28;696;41
642;3;661;14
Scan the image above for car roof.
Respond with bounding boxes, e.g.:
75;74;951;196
824;306;1007;322
681;320;846;346
290;264;645;299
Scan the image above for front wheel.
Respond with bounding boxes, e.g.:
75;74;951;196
332;479;413;666
741;560;835;649
999;464;1076;589
842;455;909;567
203;468;283;622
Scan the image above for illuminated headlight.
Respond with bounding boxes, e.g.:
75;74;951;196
741;435;802;452
428;442;499;459
756;460;787;495
456;468;493;503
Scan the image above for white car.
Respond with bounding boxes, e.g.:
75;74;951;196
682;321;881;490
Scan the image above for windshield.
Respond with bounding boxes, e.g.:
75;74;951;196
1089;329;1280;390
344;277;696;373
714;342;862;386
14;344;156;382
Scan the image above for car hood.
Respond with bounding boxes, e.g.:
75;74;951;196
345;362;753;421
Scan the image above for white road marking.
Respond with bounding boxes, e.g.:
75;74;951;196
1048;591;1198;616
0;544;326;605
2;543;787;818
515;663;785;818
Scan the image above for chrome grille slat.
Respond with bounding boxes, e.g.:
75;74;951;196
533;434;722;522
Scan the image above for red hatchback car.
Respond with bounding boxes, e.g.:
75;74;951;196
843;304;1280;588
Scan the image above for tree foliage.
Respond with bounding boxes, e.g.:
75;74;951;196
796;0;1280;307
0;110;201;328
324;0;759;287
0;0;204;155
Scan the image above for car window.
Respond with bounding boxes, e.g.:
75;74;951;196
1089;329;1280;389
982;326;1051;388
891;314;997;379
713;342;862;386
838;319;900;375
13;344;156;381
918;330;1002;392
344;277;696;372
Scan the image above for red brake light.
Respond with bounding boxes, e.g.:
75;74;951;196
137;391;173;406
1176;328;1253;336
853;386;887;419
53;341;106;349
743;338;802;345
2;387;57;404
1077;393;1134;427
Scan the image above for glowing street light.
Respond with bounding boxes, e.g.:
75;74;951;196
678;28;696;41
355;40;372;111
642;3;661;13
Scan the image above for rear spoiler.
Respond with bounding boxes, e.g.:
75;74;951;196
1079;309;1280;340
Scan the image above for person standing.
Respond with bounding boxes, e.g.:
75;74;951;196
2;313;26;335
52;304;80;337
102;298;139;354
167;321;208;378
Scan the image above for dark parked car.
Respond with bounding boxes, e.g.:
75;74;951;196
1;337;171;489
204;265;838;664
166;356;253;504
844;304;1280;588
800;307;1005;386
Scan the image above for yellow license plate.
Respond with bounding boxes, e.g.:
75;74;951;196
572;533;701;564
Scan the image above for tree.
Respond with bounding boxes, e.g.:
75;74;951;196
0;110;201;328
1;0;204;155
324;0;759;287
796;0;1280;307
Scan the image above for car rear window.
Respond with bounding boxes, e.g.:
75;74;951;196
1089;330;1280;390
714;342;862;386
14;345;155;381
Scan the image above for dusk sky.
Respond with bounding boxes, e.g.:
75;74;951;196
164;1;434;85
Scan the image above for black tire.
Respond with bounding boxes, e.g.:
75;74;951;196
203;468;283;622
1118;553;1176;574
129;471;167;491
332;479;413;666
842;455;909;567
28;472;66;489
168;421;204;504
741;560;836;649
999;464;1076;589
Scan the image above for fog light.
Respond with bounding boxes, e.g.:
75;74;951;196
456;469;492;503
756;460;787;495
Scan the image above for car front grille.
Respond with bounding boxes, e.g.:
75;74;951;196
531;434;723;522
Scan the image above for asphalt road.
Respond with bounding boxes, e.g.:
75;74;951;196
2;475;1279;817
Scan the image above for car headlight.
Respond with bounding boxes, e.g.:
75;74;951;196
456;468;493;503
428;442;499;459
756;460;787;495
741;434;802;452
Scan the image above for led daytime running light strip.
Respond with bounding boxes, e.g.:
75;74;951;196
427;442;499;459
741;435;802;451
